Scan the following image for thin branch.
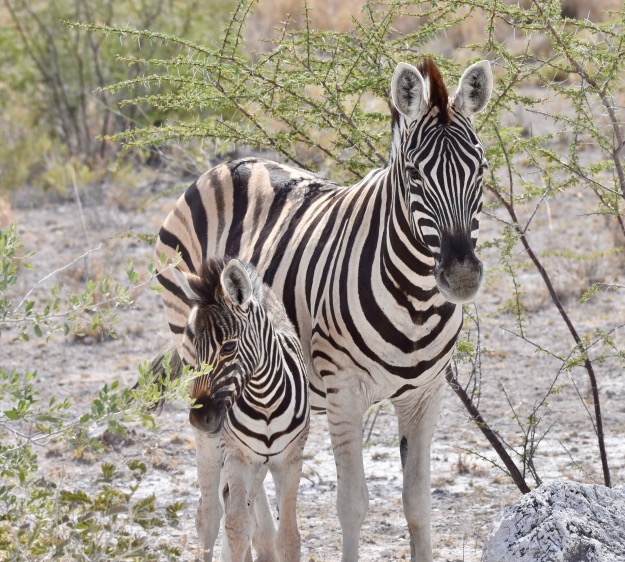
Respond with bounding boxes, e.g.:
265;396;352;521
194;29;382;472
12;245;103;314
530;0;625;201
490;181;611;487
446;364;531;494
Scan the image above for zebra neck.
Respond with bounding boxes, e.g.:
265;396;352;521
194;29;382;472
248;332;296;397
385;158;434;271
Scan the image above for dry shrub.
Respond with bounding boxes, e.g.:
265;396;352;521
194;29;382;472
522;219;623;313
560;0;622;21
246;0;509;64
246;0;618;63
247;0;504;56
515;0;621;21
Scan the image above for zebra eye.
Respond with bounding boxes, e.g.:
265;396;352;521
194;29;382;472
220;341;237;355
405;163;420;181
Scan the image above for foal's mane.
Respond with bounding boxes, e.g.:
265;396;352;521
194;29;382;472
188;258;262;308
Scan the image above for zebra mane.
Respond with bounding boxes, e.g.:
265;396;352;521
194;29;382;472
417;58;450;125
187;258;295;334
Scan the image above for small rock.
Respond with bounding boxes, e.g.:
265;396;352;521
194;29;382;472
483;480;625;562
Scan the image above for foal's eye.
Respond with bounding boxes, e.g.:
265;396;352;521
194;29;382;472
405;164;420;181
220;341;237;355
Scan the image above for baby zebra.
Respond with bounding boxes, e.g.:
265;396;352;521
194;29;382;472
171;258;310;562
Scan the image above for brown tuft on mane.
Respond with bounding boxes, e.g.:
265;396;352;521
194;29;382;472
418;58;449;124
188;258;227;307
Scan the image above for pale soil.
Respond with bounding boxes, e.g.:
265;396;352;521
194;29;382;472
3;134;625;561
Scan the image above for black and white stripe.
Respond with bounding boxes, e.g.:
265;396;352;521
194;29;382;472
156;57;493;561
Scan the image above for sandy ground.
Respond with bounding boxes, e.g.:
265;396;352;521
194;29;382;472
2;137;625;561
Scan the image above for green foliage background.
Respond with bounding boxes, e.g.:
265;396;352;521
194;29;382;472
0;0;232;194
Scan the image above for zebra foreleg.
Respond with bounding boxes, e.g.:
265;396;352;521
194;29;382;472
193;429;224;562
222;452;260;562
393;380;446;562
326;384;369;562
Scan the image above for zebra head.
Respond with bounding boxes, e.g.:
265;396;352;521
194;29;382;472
171;259;263;434
391;58;492;304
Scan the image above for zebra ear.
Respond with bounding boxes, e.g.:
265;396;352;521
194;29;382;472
453;60;492;118
170;266;202;302
391;62;428;122
221;260;252;311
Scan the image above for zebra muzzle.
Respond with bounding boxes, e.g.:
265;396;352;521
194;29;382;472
435;232;483;304
436;259;483;304
189;397;226;434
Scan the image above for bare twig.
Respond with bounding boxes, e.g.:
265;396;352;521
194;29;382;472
490;184;611;488
446;364;531;494
12;245;103;314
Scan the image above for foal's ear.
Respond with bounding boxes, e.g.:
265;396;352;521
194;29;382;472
170;266;202;302
221;260;253;311
452;60;493;118
391;62;428;122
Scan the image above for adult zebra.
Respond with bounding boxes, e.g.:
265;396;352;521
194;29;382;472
155;57;492;561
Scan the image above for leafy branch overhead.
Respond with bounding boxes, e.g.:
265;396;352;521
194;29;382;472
71;1;472;181
72;0;625;207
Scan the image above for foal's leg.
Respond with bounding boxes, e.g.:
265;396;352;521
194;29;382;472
193;429;223;562
392;378;446;562
223;452;257;562
251;484;278;562
271;435;307;562
218;475;233;562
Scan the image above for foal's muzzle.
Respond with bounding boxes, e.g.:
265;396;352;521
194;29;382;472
189;397;227;434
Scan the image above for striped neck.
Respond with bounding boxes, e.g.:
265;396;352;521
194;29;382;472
384;153;437;276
